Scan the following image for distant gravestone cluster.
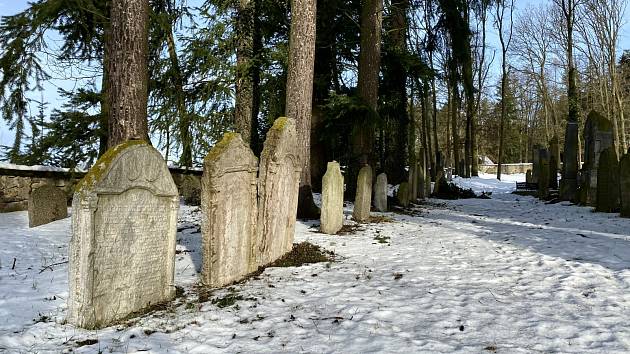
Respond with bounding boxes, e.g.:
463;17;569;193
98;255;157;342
530;110;630;218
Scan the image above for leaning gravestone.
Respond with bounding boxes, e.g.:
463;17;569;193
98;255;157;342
538;149;550;199
582;111;614;206
68;141;178;329
28;185;68;227
595;146;619;213
374;173;388;212
320;161;344;234
352;165;373;222
397;182;410;207
201;133;258;287
619;153;630;217
256;117;301;267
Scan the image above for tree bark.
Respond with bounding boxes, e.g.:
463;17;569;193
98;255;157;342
354;0;383;166
286;0;319;219
235;0;255;146
106;0;150;148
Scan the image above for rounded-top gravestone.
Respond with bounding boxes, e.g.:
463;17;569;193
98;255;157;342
320;161;344;234
68;140;179;329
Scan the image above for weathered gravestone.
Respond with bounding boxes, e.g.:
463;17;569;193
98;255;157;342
28;185;68;227
526;169;532;184
201;133;258;287
417;159;426;200
256;117;301;267
531;144;542;184
68;141;178;329
180;174;201;206
595;146;619;213
561;122;579;201
581;111;613;206
538;149;550;199
409;165;418;202
321;161;344;234
619;153;630;217
352;165;373;222
397;182;410;207
374;173;388;212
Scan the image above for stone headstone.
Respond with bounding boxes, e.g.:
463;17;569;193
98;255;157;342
256;117;301;267
180;174;201;206
68;141;178;329
321;161;344;234
561;122;579;201
352;165;372;222
201;133;258;287
538;149;550;199
409;165;418;202
595;146;619;213
417;160;426;200
550;135;561;171
619;153;630;217
373;173;388;212
526;169;532;184
28;185;68;227
432;170;445;196
397;182;410;207
531;144;542;184
580;112;613;205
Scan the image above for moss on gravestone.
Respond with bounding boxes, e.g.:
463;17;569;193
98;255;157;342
75;140;147;193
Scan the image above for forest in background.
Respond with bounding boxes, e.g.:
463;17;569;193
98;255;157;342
1;0;630;189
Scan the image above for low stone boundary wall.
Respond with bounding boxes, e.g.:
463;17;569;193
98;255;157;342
477;163;533;175
0;164;201;213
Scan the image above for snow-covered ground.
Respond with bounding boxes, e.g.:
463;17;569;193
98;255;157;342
1;173;630;353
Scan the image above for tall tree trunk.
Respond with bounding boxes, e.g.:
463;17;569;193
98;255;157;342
235;0;255;146
250;0;262;155
561;0;579;201
354;0;383;166
286;0;319;219
106;0;149;148
430;51;439;171
451;83;460;176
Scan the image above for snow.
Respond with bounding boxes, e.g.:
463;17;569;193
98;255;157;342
1;173;630;353
0;163;85;173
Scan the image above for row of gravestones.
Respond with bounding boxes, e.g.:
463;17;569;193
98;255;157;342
67;117;301;329
527;110;630;216
318;148;432;236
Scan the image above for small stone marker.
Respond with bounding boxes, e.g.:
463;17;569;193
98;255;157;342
595;146;619;213
201;133;258;287
619;153;630;217
374;173;388;212
256;117;301;267
28;185;68;227
180;174;201;206
320;161;344;234
538;149;550;199
68;141;178;329
397;182;410;207
352;165;373;222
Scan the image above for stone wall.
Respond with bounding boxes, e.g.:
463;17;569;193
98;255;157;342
477;163;533;175
0;165;201;213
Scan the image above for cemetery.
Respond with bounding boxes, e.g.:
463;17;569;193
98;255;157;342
1;0;630;352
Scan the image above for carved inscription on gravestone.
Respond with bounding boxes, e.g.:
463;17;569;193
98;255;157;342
256;117;301;267
68;141;178;329
201;133;258;287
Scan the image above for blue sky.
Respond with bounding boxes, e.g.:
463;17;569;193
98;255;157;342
1;0;630;150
